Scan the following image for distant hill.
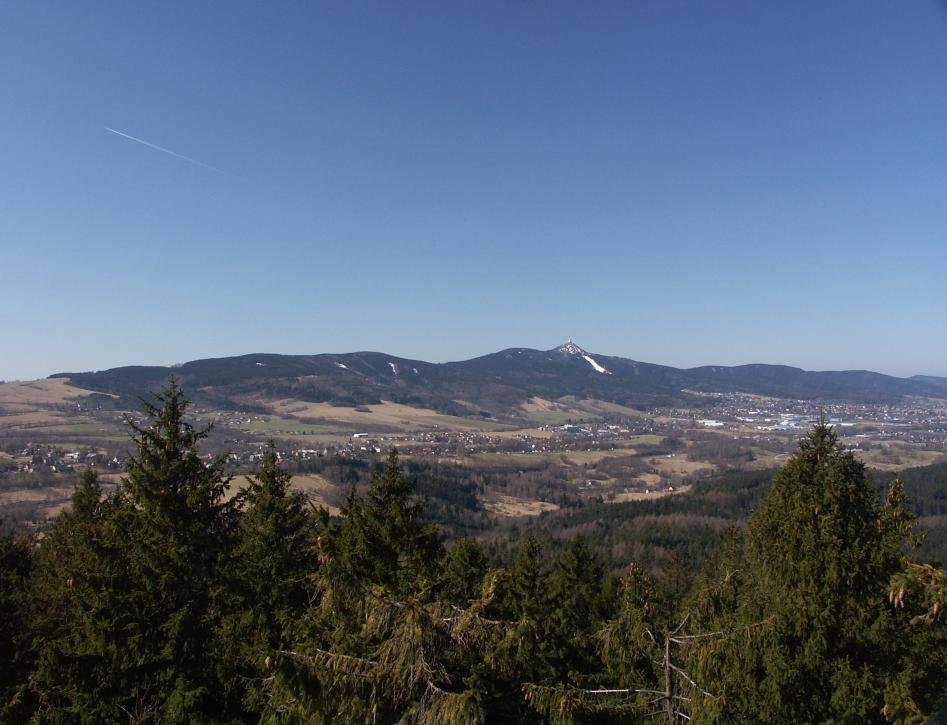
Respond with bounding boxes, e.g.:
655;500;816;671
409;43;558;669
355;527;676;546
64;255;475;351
50;341;947;414
913;374;947;389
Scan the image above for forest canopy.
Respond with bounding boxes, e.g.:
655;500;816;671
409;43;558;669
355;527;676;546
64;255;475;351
1;382;945;723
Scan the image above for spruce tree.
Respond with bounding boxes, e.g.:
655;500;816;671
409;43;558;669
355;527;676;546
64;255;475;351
335;448;441;595
110;380;237;721
685;423;947;722
32;381;240;722
264;450;499;723
221;444;315;716
547;537;607;680
29;468;126;720
438;538;490;607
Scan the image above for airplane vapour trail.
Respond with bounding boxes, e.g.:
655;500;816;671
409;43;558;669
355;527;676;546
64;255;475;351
104;127;227;174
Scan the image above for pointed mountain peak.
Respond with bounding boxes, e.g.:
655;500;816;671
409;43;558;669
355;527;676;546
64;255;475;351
554;339;587;356
552;340;611;374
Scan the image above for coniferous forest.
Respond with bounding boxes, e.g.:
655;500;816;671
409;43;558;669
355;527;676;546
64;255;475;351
2;382;946;723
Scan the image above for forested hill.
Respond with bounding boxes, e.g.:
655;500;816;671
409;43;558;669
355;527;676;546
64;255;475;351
50;342;946;411
914;374;947;389
517;460;947;574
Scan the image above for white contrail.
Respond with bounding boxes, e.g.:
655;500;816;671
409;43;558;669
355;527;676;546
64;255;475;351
104;126;227;174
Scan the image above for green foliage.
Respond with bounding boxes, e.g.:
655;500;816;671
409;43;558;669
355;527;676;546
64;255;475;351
336;449;442;596
30;381;241;722
28;468;134;721
685;424;947;723
522;467;776;574
439;539;490;605
262;449;485;722
219;444;316;715
0;522;33;721
6;385;947;723
546;537;607;680
110;381;238;720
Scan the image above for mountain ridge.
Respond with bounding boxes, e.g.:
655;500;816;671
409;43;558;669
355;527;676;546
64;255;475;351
50;342;947;413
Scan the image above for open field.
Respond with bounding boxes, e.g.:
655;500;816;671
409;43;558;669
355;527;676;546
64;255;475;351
270;399;515;433
648;455;715;477
0;411;128;447
235;416;353;436
0;380;127;441
559;396;650;419
637;472;663;486
519;396;601;425
609;484;692;502
482;495;559;517
464;452;551;466
0;378;102;407
0;484;77;521
518;396;650;425
229;473;340;514
0;411;126;439
558;448;641;465
0;410;76;431
622;434;665;446
520;409;586;426
491;428;558;439
852;446;944;471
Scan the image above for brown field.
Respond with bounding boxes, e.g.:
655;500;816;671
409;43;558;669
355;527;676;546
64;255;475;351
0;410;98;432
556;448;640;465
0;379;125;438
648;455;715;477
266;431;355;446
482;495;559;517
491;427;558;440
0;486;75;506
520;397;562;412
853;446;944;472
624;434;666;446
269;399;513;433
465;452;550;466
742;448;788;469
559;396;650;419
229;473;340;514
610;484;691;503
0;378;102;407
521;410;589;425
466;446;650;467
637;472;663;486
522;394;650;424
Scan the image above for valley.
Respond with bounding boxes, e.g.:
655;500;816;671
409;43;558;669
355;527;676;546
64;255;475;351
3;342;945;532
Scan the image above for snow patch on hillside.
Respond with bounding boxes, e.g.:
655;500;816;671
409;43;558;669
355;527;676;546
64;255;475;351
388;362;398;375
582;354;609;374
554;340;610;374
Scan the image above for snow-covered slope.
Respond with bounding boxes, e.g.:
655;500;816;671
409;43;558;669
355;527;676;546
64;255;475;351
554;340;611;374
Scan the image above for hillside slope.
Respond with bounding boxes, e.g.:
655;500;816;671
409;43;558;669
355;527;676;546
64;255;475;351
52;341;946;413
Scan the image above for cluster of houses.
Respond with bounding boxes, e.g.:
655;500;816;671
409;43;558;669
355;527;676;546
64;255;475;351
9;445;123;475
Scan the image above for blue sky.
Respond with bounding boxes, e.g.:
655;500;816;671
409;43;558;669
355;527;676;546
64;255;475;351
2;2;946;380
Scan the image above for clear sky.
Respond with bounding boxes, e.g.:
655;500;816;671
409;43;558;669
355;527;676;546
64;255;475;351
2;1;946;380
